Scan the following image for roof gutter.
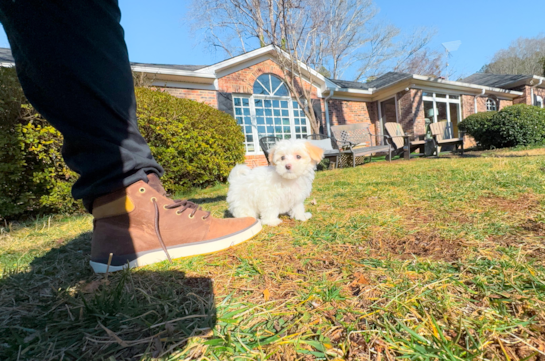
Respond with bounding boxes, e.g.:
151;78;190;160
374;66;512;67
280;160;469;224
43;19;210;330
531;78;544;106
474;88;486;114
323;90;335;137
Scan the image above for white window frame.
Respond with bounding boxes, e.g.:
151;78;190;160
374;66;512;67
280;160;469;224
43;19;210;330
486;98;497;111
233;93;311;155
422;92;461;137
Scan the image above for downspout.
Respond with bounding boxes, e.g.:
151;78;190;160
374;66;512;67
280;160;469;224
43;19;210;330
324;90;334;137
530;79;543;106
474;88;485;114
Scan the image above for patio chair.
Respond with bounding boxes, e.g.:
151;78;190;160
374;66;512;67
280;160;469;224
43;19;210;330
384;122;426;160
330;123;392;168
429;121;465;155
305;134;341;169
259;135;281;165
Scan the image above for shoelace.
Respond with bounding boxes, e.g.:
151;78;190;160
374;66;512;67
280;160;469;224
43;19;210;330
151;199;211;263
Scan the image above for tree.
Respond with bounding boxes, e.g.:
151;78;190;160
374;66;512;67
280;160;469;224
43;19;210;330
481;35;545;75
393;47;444;77
190;0;435;134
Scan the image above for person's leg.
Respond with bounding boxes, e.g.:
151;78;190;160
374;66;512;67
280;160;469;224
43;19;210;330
0;0;262;273
0;0;163;210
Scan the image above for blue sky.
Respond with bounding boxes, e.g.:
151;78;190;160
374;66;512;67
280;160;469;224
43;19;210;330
0;0;542;80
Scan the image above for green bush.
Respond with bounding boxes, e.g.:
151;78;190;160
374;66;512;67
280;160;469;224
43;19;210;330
0;76;245;220
492;104;545;148
0;67;81;220
459;104;545;149
136;87;245;194
458;111;497;149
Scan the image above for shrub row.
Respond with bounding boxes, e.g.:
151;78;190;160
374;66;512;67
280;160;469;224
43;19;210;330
0;68;245;220
459;104;545;149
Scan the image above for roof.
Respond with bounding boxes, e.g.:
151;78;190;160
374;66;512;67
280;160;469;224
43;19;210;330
461;73;531;88
130;62;206;71
330;72;413;90
0;47;14;64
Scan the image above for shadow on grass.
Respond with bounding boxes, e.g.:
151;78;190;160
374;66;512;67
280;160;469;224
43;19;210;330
0;232;216;360
188;195;226;205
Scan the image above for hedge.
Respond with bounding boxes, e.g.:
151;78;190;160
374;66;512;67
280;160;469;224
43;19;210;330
0;69;245;220
458;104;545;149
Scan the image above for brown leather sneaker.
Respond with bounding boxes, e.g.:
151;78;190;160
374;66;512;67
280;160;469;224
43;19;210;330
89;174;262;273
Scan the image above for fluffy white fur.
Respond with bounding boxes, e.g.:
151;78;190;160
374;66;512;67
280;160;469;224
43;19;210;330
227;139;324;226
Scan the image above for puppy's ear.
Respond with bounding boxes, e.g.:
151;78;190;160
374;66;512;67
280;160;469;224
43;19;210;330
268;147;276;165
305;142;324;164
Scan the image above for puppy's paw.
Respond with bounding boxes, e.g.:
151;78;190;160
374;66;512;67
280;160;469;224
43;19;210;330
294;212;312;222
261;218;283;226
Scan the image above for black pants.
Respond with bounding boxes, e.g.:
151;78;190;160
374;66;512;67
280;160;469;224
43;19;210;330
0;0;164;211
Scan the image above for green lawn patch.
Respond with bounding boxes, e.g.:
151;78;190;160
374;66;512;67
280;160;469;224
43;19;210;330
2;150;545;360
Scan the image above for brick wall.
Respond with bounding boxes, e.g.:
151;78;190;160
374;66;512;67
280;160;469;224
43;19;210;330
244;154;268;168
461;95;475;119
161;88;218;108
396;89;426;137
326;99;380;141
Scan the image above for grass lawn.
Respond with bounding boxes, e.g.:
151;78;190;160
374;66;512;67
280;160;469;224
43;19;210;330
2;148;545;360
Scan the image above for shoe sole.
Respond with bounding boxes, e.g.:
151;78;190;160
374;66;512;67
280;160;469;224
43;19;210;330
89;220;262;273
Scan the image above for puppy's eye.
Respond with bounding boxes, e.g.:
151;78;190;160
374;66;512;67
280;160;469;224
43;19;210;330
296;155;302;159
281;156;285;161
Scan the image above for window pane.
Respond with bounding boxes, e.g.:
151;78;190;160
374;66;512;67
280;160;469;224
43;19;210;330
302;126;307;133
449;95;459;100
235;108;242;115
258;126;266;134
256;108;263;116
264;100;272;108
257;117;264;124
423;92;433;97
273;100;279;108
266;117;273;124
283;126;290;133
275;84;289;96
245;126;252;134
254;74;271;95
270;75;282;93
282;109;289;116
243;108;250;115
296;134;302;139
246;135;253;142
244;117;252;124
281;101;288;108
301;118;306;125
450;103;460;137
242;98;249;106
254;99;262;107
282;118;290;125
436;93;447;98
265;109;272;116
234;98;241;106
273;109;280;116
267;126;274;133
275;126;282;133
296;126;301;133
247;144;254;152
274;118;281;124
436;102;447;122
295;118;300;125
236;116;243;124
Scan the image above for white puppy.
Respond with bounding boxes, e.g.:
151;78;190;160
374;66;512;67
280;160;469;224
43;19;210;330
227;139;324;226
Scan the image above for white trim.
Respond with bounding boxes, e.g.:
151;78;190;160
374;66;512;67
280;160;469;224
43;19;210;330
150;80;217;91
131;65;215;78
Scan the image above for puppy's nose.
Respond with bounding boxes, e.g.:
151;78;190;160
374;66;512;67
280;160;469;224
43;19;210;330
285;164;292;170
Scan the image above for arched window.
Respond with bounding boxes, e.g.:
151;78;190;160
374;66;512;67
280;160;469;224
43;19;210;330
486;98;497;111
535;95;543;108
253;74;289;96
232;74;310;154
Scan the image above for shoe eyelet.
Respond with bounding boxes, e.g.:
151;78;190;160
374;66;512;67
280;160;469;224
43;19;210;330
139;187;146;193
150;197;157;203
201;216;206;220
188;214;195;219
176;210;182;215
163;205;168;210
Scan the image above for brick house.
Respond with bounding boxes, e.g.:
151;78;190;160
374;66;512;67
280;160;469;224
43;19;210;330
2;46;544;166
